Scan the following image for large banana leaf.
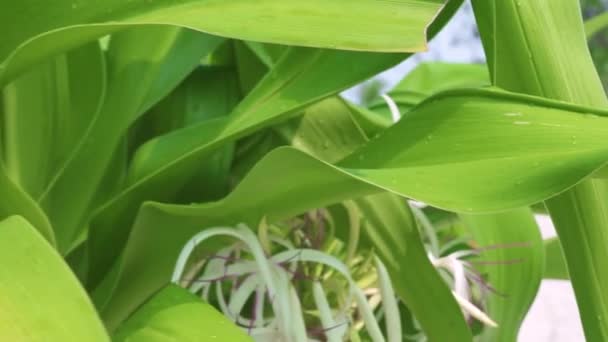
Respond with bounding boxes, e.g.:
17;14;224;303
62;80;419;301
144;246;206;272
0;0;446;84
114;284;251;342
0;216;108;341
93;87;608;332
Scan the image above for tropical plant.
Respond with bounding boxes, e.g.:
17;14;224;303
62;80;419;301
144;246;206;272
1;0;608;341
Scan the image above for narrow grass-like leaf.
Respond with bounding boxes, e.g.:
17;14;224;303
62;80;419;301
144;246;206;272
586;11;608;39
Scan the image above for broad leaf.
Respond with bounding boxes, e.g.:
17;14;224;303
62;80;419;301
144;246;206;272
0;0;446;84
114;284;251;342
0;216;108;341
472;1;608;340
39;27;222;252
369;62;490;117
88;48;405;287
0;166;55;245
94;87;608;329
462;209;544;341
3;42;105;200
356;193;473;342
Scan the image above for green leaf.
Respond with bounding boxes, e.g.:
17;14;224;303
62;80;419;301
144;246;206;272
471;1;608;340
114;284;251;342
0;216;108;341
274;104;472;340
0;0;445;84
339;88;608;212
462;209;544;341
370;62;489;117
586;11;608;39
2;42;105;200
365;62;490;132
39;27;222;252
127;65;240;203
544;237;569;280
356;194;472;342
88;48;404;288
0;166;55;245
93;87;608;329
273;97;368;164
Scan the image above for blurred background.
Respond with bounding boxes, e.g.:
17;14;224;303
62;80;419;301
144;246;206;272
344;1;608;340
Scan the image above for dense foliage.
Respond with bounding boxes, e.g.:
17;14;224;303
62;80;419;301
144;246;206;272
0;0;607;341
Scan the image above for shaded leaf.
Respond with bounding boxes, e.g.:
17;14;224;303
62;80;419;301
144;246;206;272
2;41;105;200
544;237;568;280
0;166;55;245
586;11;608;39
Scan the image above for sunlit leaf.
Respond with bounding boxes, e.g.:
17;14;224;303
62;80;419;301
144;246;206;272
0;0;446;84
0;216;108;341
114;284;251;342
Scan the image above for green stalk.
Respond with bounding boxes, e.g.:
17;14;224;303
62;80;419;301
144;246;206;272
472;0;608;340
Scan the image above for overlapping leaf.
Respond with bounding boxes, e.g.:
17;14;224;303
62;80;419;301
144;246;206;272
472;1;608;340
39;28;222;252
0;0;446;85
462;210;544;341
88;48;405;286
0;216;108;341
357;194;472;341
114;284;251;342
544;237;569;280
94;87;608;333
368;62;489;117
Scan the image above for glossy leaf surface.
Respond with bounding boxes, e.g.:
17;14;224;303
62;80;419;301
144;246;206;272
95;87;608;332
0;0;445;84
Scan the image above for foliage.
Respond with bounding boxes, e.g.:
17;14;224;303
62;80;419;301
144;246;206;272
0;0;607;341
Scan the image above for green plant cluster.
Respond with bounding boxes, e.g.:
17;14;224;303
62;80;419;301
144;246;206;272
0;0;608;341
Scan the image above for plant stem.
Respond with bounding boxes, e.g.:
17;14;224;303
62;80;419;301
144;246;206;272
472;0;608;340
